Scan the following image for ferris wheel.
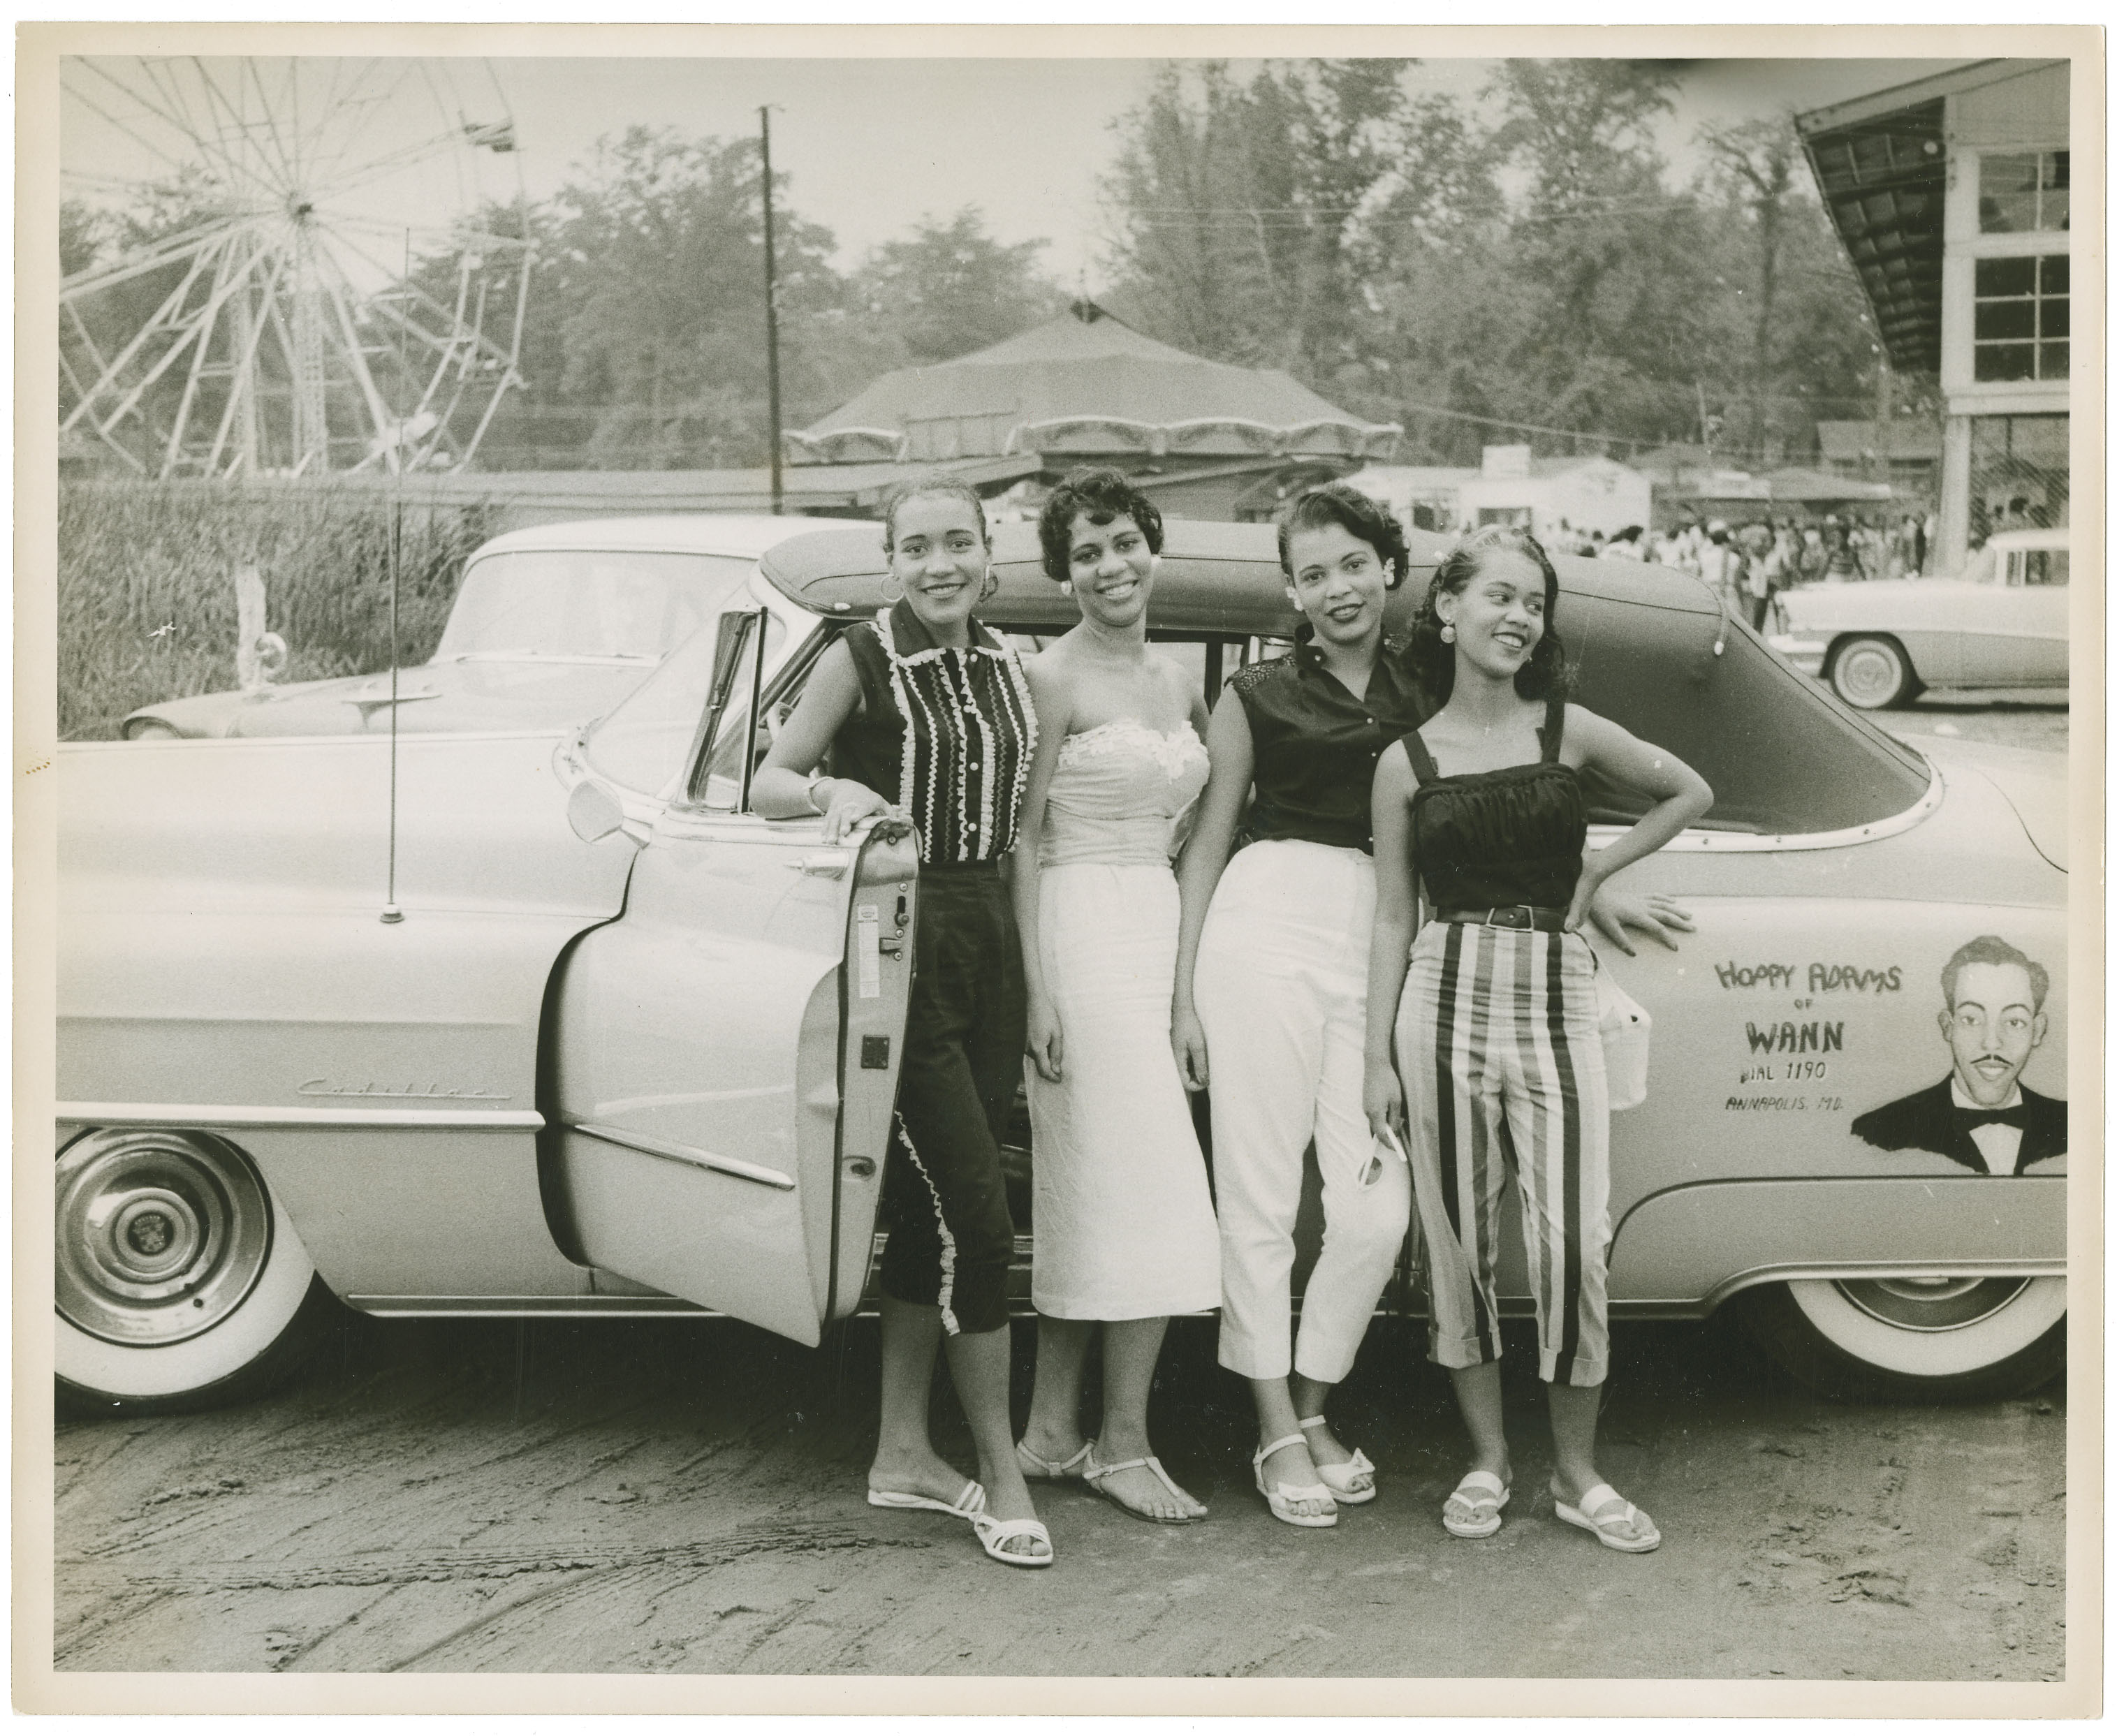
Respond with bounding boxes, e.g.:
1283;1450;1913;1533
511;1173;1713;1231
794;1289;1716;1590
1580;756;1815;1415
59;57;531;478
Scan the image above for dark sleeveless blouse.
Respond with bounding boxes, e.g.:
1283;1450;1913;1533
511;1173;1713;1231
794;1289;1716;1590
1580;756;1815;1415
832;601;1036;868
1405;696;1588;911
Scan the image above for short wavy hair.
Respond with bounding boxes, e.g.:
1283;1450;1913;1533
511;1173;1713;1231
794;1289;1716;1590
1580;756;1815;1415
881;475;989;554
1273;482;1410;589
1036;467;1164;582
1408;524;1572;704
1942;934;2050;1012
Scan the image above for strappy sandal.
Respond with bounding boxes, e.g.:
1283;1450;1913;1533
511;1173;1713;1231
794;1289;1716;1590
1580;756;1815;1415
866;1478;986;1520
1296;1415;1376;1505
1015;1439;1093;1483
972;1513;1055;1568
1081;1443;1205;1525
1252;1433;1338;1529
1552;1480;1660;1554
1442;1470;1509;1538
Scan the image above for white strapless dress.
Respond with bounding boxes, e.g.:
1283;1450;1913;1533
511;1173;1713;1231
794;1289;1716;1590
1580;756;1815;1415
1027;719;1222;1320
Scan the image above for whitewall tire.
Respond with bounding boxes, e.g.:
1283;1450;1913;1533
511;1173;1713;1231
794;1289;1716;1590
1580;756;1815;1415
56;1127;338;1415
1828;635;1919;709
1738;1275;2065;1402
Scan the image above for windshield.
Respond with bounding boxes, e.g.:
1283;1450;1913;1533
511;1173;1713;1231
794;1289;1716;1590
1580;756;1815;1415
583;608;789;797
437;550;760;661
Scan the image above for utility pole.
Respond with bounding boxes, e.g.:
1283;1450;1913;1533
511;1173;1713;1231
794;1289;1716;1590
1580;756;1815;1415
1873;353;1894;487
759;105;784;515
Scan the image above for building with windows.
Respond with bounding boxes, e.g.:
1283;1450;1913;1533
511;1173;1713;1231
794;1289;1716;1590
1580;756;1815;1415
1797;59;2072;573
1345;449;1654;543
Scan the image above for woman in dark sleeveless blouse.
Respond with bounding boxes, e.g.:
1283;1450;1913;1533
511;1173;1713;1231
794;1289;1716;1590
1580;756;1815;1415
754;480;1050;1569
1365;526;1711;1554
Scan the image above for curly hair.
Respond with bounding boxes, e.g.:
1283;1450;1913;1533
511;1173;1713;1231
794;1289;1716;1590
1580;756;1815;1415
1274;481;1410;589
880;475;989;554
1036;467;1164;582
1407;524;1572;704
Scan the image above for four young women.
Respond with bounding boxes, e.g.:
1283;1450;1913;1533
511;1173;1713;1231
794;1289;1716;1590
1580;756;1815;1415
761;468;1706;1568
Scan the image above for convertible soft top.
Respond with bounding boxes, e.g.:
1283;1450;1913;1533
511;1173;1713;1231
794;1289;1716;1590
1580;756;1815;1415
760;517;1929;837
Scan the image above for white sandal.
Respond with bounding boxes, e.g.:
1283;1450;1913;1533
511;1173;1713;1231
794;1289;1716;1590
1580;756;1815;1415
1252;1433;1338;1529
1082;1443;1205;1525
866;1478;985;1520
972;1513;1055;1568
1014;1439;1093;1482
1552;1480;1660;1554
1296;1415;1376;1505
1442;1470;1510;1538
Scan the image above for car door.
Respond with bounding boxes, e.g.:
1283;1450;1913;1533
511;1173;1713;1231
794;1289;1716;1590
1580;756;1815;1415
546;615;917;1346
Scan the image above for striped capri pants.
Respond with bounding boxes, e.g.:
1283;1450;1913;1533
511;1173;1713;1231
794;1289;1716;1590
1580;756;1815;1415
1395;919;1611;1388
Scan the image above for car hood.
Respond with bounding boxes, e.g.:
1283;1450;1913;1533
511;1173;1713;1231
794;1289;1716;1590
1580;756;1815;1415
123;658;655;740
61;730;638;917
1898;735;2069;873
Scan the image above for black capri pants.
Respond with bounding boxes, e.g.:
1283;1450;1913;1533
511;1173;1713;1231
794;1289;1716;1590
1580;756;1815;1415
877;866;1025;1336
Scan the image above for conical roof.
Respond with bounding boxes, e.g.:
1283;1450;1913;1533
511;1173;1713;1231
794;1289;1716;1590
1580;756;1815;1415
791;300;1397;466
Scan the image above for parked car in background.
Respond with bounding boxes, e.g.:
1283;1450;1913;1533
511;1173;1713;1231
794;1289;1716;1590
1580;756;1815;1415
58;520;2065;1420
1769;526;2070;709
119;514;816;740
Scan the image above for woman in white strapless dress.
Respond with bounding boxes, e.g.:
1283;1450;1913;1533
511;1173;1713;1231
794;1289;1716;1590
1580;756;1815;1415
1009;470;1222;1525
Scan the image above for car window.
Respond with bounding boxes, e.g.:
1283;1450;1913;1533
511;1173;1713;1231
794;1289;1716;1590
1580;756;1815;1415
2016;549;2068;587
437;550;760;661
584;611;787;797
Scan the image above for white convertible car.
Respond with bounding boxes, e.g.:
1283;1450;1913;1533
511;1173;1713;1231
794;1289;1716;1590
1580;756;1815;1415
1770;527;2070;709
57;522;2068;1418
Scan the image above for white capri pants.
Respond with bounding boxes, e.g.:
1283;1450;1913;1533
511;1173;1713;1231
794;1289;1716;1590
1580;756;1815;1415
1194;839;1412;1383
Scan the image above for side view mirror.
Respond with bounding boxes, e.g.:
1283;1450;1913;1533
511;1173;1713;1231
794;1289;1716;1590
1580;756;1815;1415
566;779;627;844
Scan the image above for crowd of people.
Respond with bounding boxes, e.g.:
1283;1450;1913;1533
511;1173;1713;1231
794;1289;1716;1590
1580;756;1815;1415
1540;510;1937;630
754;470;1712;1571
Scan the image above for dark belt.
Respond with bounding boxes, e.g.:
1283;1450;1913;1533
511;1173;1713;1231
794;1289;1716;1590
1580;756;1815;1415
1437;905;1569;932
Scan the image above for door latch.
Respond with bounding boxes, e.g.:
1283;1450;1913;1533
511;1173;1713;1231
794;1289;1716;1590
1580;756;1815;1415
787;852;850;877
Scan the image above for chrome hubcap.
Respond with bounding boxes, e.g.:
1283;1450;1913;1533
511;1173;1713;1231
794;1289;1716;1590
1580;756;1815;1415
1836;1275;2030;1333
57;1129;272;1347
1836;646;1900;705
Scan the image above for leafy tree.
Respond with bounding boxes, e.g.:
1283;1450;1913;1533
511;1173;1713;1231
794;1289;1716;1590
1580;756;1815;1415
850;207;1060;364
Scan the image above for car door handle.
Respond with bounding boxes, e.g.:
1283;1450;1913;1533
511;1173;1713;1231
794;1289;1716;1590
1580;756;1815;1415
788;852;851;877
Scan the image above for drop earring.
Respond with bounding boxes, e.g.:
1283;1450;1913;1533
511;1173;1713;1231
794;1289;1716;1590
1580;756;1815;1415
1440;622;1456;644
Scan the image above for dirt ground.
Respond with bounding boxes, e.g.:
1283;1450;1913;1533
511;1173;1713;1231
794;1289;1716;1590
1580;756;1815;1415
54;1310;2066;1682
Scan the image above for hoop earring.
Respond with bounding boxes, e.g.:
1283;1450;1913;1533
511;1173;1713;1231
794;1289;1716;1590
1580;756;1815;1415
1440;622;1456;644
978;571;999;604
879;577;905;605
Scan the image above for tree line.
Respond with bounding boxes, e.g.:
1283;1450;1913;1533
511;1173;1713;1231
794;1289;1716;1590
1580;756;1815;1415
62;59;1932;476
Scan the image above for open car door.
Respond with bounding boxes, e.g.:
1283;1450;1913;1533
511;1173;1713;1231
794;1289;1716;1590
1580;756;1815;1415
548;612;915;1344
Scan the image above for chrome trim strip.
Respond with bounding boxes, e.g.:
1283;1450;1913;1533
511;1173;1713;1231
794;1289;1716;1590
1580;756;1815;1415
1697;1258;2065;1314
1588;758;1943;855
571;1120;797;1191
56;1102;543;1131
349;1295;716;1317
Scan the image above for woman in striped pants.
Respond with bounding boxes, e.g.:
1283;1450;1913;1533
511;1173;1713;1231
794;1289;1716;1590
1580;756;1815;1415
1364;527;1712;1553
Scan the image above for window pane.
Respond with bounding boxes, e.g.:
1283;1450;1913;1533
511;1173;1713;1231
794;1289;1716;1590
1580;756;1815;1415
1978;152;2042;233
2039;255;2069;295
1975;256;2037;296
2044;189;2070;232
2039;297;2069;339
2037;341;2069;379
1975;344;2035;381
1975;300;2037;341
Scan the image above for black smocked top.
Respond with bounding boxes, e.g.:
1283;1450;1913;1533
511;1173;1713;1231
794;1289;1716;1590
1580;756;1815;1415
1405;696;1588;911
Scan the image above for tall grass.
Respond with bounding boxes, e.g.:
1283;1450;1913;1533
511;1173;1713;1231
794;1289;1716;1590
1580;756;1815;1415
57;480;497;740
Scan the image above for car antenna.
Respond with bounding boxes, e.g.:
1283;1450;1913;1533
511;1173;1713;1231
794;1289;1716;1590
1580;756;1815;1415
380;226;410;925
